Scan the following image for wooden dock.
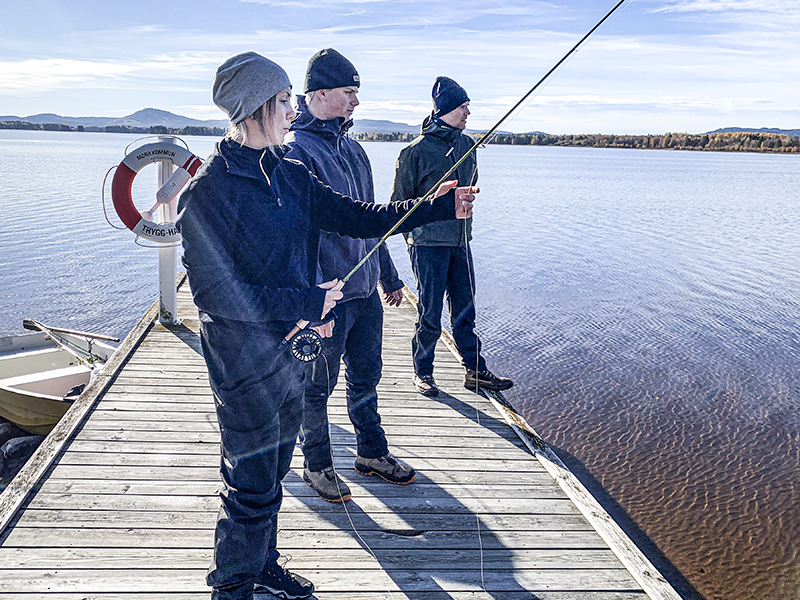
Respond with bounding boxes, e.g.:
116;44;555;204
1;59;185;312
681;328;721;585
0;282;681;599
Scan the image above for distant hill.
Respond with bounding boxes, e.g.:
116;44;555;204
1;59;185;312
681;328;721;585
350;119;418;134
707;126;800;137
8;110;795;140
0;109;414;133
0;108;229;130
0;110;526;136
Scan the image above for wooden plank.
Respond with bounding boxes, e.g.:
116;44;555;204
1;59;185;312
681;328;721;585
69;429;525;451
19;494;580;516
0;546;625;570
0;568;644;593
59;440;530;459
79;413;510;433
34;479;559;499
90;402;497;420
14;509;594;532
0;289;164;536
82;413;514;431
48;453;551;475
34;465;554;485
0;527;617;551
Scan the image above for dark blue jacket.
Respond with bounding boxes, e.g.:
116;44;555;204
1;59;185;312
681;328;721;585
176;138;455;330
390;113;476;247
286;96;403;302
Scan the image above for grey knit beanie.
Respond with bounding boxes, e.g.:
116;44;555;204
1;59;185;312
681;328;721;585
213;52;291;124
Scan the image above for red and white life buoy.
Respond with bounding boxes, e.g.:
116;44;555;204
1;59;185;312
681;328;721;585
111;141;202;243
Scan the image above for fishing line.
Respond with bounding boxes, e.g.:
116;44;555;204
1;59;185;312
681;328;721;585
281;0;632;359
462;149;487;592
318;351;398;599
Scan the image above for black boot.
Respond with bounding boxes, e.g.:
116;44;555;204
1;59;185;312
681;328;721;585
464;368;513;391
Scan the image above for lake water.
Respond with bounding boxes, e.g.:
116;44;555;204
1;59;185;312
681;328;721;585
2;129;799;600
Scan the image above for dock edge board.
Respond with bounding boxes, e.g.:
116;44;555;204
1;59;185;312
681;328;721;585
0;275;186;535
406;287;682;600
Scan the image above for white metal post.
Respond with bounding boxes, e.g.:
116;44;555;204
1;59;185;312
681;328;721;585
157;136;180;325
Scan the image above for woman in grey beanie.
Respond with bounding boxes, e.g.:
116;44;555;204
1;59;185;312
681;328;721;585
176;52;477;600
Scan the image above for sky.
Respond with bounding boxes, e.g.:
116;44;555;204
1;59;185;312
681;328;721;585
1;0;798;134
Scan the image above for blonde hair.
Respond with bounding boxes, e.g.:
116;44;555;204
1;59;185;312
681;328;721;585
226;94;282;146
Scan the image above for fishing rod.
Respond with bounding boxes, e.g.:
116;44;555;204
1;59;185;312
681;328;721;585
282;0;629;361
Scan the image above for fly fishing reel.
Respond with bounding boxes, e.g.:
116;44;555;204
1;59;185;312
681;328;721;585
279;314;334;362
288;329;323;362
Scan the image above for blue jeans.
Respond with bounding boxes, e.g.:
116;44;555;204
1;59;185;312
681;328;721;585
200;316;307;600
300;291;389;471
408;245;486;376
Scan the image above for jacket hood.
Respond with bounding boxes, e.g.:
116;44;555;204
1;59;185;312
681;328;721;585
291;94;354;137
421;112;462;142
218;137;288;181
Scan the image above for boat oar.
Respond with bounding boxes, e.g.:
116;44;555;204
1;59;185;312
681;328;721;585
22;319;107;365
22;320;119;342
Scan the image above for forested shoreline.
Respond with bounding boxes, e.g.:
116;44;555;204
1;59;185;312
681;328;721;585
2;120;798;153
0;121;225;136
352;130;800;153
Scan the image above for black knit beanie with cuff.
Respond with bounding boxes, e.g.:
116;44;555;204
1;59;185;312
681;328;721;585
304;48;360;93
432;76;469;117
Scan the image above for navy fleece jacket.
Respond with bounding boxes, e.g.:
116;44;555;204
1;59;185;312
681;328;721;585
286;95;403;302
176;138;455;329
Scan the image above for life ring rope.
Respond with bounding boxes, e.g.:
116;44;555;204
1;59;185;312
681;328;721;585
101;165;128;231
109;140;202;243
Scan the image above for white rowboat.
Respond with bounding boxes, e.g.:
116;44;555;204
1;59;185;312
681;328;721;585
0;321;118;435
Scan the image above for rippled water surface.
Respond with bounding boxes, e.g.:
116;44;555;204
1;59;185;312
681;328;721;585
2;131;799;600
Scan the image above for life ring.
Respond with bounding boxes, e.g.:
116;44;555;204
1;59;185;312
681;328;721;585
111;141;202;243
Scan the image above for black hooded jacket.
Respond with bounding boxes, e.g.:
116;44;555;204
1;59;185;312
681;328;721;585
390;114;476;247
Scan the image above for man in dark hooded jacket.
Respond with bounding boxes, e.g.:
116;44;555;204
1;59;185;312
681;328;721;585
391;76;514;397
286;48;416;503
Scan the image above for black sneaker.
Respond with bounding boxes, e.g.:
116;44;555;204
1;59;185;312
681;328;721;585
464;368;513;392
413;373;439;397
255;559;314;599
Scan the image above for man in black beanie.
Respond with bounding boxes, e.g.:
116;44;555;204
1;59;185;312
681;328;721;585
391;76;513;396
286;48;417;503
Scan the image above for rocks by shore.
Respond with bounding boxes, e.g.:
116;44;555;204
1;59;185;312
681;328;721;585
0;418;45;492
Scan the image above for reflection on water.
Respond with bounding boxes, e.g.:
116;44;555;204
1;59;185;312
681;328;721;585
379;143;800;600
0;131;218;340
1;131;799;600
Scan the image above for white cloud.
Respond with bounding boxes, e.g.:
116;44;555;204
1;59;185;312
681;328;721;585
0;59;135;93
1;0;797;132
178;104;227;120
654;0;800;13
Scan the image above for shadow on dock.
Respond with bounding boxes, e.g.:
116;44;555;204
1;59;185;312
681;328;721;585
284;421;538;598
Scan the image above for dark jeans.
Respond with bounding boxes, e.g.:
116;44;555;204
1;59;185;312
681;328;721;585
200;316;307;600
300;291;389;471
408;245;486;376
